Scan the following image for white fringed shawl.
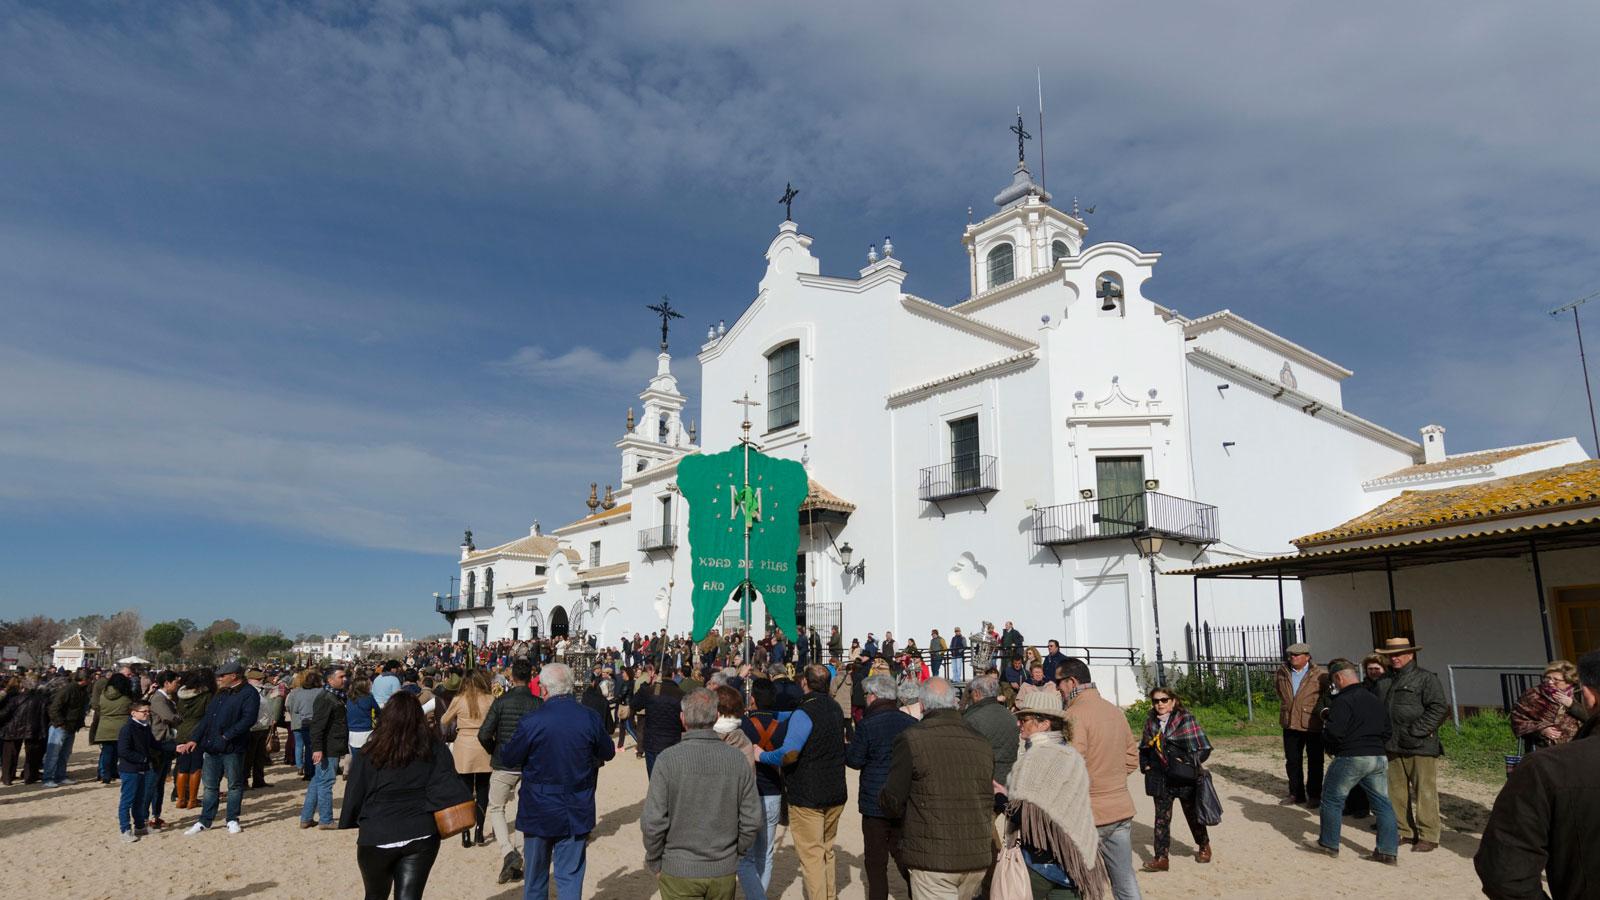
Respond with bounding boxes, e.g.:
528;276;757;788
1005;732;1112;900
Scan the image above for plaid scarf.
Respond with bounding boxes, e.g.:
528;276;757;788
1141;708;1211;764
1066;681;1094;704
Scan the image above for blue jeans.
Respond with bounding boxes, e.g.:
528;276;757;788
146;740;177;818
524;833;587;900
295;725;312;777
305;752;347;826
301;756;340;825
1096;818;1143;900
118;770;157;831
737;793;783;899
1320;755;1400;856
43;727;76;783
97;742;120;781
951;656;966;683
645;751;659;778
199;752;246;827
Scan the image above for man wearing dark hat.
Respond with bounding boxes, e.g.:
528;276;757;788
1313;658;1400;863
178;660;261;835
1374;636;1448;852
1274;642;1328;806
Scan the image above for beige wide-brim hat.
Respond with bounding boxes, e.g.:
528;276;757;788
1374;636;1421;655
1013;690;1067;721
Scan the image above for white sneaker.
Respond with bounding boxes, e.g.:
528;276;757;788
226;821;242;834
185;823;208;836
120;831;139;843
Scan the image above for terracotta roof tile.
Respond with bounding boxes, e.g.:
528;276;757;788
1368;441;1562;484
800;479;856;514
1296;460;1600;548
464;532;563;562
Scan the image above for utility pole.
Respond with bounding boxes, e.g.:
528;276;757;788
1550;289;1600;454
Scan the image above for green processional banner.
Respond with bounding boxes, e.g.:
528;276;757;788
677;444;808;641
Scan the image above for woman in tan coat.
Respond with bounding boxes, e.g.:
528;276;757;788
440;669;493;847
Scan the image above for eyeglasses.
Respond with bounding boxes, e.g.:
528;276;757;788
1152;697;1175;704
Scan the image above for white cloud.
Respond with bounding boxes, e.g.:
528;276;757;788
493;345;662;391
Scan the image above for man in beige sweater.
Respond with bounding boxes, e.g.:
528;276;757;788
1058;658;1143;900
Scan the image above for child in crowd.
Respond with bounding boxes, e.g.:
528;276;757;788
116;699;157;842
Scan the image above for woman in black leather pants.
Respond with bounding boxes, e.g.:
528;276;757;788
340;692;471;900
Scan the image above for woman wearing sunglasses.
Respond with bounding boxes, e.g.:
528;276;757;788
1138;689;1213;871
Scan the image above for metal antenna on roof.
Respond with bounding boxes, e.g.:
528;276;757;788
1550;288;1600;453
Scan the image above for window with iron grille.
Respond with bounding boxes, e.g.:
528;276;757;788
950;415;980;491
767;341;800;431
589;541;601;567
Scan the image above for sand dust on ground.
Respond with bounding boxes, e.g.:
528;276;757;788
0;737;1497;899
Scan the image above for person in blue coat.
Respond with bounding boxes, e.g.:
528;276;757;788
177;660;260;836
499;662;616;900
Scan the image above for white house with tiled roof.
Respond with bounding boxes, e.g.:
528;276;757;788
440;139;1587;700
52;630;101;669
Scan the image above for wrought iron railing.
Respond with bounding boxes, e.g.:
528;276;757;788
1031;491;1218;546
434;594;460;614
638;525;678;551
919;455;999;502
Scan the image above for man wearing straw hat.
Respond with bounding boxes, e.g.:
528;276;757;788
1374;636;1448;852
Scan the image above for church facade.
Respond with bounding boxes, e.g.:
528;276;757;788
436;149;1565;698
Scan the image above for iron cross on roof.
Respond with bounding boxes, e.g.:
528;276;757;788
779;182;799;221
1010;109;1031;163
647;296;684;351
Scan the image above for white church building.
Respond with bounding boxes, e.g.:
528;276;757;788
437;147;1581;698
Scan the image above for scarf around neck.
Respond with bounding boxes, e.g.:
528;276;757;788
1006;731;1111;900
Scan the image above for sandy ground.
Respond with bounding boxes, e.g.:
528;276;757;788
0;736;1497;899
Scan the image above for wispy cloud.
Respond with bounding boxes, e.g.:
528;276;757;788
493;345;663;391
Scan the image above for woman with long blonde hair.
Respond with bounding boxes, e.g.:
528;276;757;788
439;669;493;847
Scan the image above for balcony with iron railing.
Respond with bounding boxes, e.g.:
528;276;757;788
437;590;493;614
919;455;999;512
638;524;678;551
1031;491;1219;549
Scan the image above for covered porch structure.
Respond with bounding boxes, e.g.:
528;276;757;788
1173;515;1600;709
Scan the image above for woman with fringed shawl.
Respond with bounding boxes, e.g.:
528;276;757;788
1004;691;1112;900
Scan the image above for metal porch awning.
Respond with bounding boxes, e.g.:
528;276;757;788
1169;515;1600;662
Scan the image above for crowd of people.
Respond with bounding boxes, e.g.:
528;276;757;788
2;620;1596;899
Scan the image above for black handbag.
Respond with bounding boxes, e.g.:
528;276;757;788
1196;769;1224;826
1164;749;1199;784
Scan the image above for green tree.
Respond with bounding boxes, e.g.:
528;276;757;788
144;622;186;661
246;633;292;659
213;630;249;658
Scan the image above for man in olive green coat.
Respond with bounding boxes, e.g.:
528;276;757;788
1375;637;1449;852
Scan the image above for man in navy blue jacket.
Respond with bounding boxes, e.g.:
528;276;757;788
500;662;616;900
178;660;260;836
846;673;917;900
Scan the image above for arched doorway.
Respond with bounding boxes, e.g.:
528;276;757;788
549;606;569;639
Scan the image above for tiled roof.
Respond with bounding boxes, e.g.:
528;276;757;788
464;532;563;562
52;630;100;650
503;577;548;595
801;479;856;514
579;561;631;580
554;503;633;534
1296;460;1600;548
1366;441;1563;485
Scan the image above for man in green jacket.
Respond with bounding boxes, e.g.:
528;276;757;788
1375;637;1449;852
480;660;542;884
43;669;91;786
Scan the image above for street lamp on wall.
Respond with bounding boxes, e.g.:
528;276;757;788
839;542;866;583
1132;532;1167;686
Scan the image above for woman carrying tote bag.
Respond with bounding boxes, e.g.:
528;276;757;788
340;691;472;900
1138;688;1214;872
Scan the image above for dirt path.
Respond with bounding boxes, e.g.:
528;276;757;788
0;738;1496;898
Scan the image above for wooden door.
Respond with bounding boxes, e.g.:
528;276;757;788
1095;457;1146;535
1554;585;1600;660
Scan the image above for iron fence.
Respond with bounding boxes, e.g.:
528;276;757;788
1185;620;1305;662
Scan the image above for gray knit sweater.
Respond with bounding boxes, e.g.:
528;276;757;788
641;729;761;878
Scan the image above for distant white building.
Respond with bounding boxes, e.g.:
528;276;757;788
437;140;1586;701
363;629;407;657
52;630;102;670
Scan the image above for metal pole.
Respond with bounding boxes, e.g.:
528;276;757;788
1276;568;1287;656
1530;540;1554;662
1449;664;1461;733
1385;555;1398;615
1575;308;1600;453
1192;576;1201;679
1243;660;1253;722
1149;555;1165;687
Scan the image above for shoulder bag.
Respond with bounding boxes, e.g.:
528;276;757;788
990;836;1033;900
1196;768;1224;826
434;798;477;838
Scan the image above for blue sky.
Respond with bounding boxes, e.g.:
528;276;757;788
3;1;1597;637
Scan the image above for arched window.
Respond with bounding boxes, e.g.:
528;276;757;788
465;571;476;608
987;244;1014;288
766;341;800;431
484;568;494;605
1052;240;1070;267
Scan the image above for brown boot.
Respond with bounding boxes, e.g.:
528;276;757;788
1142;856;1169;872
1195;843;1212;863
173;773;190;809
186;773;202;809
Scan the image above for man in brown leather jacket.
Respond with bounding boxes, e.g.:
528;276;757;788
1275;643;1328;806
